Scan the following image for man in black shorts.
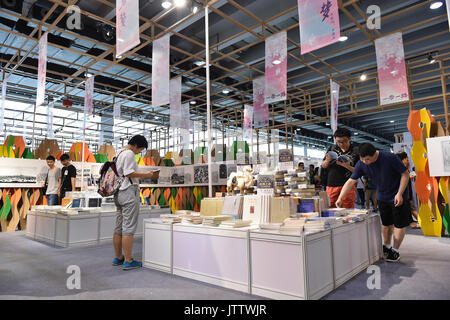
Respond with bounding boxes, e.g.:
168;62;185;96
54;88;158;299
336;143;410;262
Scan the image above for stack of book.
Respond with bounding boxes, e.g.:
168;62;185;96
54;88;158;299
259;223;283;230
220;219;252;228
182;215;203;224
160;214;182;224
285;170;315;197
202;215;233;227
279;217;306;232
304;220;327;231
274;170;288;196
299;212;319;218
321;208;347;217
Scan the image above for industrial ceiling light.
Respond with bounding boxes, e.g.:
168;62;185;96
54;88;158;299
339;35;348;42
360;74;367;81
192;5;198;13
273;59;281;65
430;1;443;9
390;120;395;123
428;53;437;64
222;89;230;94
162;0;172;9
190;101;196;105
354;132;359;135
174;0;186;7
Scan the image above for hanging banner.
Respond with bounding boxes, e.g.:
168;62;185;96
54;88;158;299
169;77;182;128
113;102;121;119
152;34;170;108
253;77;269;128
265;31;287;104
297;0;340;54
84;76;95;116
47;102;54;139
116;0;141;57
180;103;190;130
447;0;450;31
36;32;48;107
98;129;104;147
23;117;27;141
0;80;6;134
375;32;409;106
330;80;339;133
243;105;253;141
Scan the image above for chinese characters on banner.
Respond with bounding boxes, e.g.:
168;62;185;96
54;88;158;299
298;0;340;54
375;32;409;106
116;0;141;57
113;102;121;119
152;34;170;108
36;32;48;107
47;102;54;139
265;31;287;104
330;80;339;133
169;77;182;128
243;105;253;141
0;80;6;134
253;77;269;128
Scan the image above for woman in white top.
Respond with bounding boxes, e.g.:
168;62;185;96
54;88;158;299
43;155;61;206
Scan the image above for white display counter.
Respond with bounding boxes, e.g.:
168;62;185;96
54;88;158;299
26;207;169;247
142;213;383;300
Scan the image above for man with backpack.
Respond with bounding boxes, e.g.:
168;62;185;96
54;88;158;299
112;135;159;270
321;128;359;208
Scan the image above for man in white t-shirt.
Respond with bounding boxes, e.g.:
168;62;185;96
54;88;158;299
113;135;159;270
43;155;61;205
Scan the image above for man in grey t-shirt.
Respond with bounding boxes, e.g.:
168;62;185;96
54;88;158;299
43;155;61;205
112;135;159;270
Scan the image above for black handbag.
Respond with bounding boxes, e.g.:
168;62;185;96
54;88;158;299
42;171;49;194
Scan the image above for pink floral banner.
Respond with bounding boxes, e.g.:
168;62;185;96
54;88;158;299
243;105;253;141
253;77;269;128
298;0;340;54
375;32;409;106
170;77;182;128
116;0;141;57
47;102;54;139
36;32;48;107
152;34;170;108
264;31;287;104
330;80;339;133
180;103;190;130
84;76;95;116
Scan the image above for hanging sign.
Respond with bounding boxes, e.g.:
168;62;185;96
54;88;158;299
264;31;287;104
84;76;95;116
298;0;340;54
169;77;182;128
180;103;190;130
36;32;48;107
253;77;269;128
114;102;121;119
243;105;253;141
47;102;54;139
0;80;6;134
152;34;170;108
375;32;409;106
279;149;294;171
257;175;275;195
330;80;339;133
116;0;141;57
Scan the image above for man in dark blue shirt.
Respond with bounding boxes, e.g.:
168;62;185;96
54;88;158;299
336;143;410;262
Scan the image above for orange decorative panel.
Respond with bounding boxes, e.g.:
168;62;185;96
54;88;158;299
407;110;422;140
415;171;432;203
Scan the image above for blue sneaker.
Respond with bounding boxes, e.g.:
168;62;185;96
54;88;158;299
122;259;142;270
112;256;125;266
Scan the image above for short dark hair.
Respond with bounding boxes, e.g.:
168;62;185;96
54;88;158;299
333;128;352;138
309;164;315;168
128;135;148;149
46;155;55;161
60;153;70;161
298;162;304;166
359;143;377;157
396;151;408;161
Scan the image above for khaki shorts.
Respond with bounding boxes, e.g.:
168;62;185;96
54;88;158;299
365;189;377;202
114;185;140;236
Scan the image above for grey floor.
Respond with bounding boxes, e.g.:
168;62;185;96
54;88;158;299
0;227;449;300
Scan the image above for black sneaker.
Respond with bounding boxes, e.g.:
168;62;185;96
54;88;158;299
386;248;400;262
383;245;390;258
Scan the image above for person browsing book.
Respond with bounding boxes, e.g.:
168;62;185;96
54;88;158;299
58;153;76;201
112;135;160;271
321;128;359;208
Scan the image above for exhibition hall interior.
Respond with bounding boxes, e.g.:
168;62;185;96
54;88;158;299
0;0;449;302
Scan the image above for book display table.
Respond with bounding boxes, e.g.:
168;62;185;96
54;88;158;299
142;213;383;300
26;207;169;247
